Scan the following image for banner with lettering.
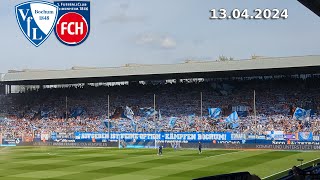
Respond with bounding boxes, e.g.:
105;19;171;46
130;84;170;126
74;132;231;142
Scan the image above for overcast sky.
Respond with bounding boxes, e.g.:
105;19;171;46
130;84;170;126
0;0;319;73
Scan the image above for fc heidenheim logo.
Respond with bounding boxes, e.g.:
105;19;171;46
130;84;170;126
15;1;90;47
54;1;90;46
15;1;58;47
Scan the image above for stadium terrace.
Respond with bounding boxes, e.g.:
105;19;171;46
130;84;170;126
0;55;320;147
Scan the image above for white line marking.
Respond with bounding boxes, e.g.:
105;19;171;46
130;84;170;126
206;150;245;158
262;158;320;179
0;147;9;153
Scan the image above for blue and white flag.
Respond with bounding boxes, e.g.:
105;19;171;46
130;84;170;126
124;106;134;120
131;120;136;131
158;109;162;121
188;114;195;126
140;107;158;117
30;124;38;130
41;111;48;118
306;109;311;117
293;107;307;120
208;108;221;118
232;122;239;129
225;111;239;123
169;117;178;128
103;120;113;128
71;107;85;117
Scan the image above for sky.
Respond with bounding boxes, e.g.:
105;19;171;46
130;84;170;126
0;0;320;74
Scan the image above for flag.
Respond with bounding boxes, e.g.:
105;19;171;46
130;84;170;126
71;107;85;118
169;117;178;128
232;122;239;129
138;117;148;130
140;107;157;117
293;107;308;120
131;120;136;131
158;109;162;121
103;120;113;128
30;124;38;130
208;108;221;118
188;114;195;126
41;109;53;118
225;111;239;129
124;106;134;120
225;111;239;123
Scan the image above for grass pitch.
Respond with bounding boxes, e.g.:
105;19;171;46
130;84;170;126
0;147;319;180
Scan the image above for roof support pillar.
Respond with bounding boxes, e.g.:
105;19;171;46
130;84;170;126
6;85;11;94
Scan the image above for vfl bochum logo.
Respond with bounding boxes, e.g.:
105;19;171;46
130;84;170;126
15;1;58;47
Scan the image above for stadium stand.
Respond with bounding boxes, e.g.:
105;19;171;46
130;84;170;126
1;56;320;179
0;56;320;141
1;76;320;139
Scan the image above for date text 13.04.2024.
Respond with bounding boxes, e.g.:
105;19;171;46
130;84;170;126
209;8;288;20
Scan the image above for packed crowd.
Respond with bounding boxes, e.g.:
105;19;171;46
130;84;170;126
1;77;320;138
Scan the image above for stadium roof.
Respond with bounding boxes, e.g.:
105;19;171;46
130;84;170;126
2;55;320;85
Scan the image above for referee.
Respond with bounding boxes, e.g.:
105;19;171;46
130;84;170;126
198;142;202;154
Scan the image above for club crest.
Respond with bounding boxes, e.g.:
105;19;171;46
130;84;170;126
54;1;90;46
15;1;58;47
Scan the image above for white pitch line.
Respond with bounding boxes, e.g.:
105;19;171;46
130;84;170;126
262;158;320;179
0;146;9;153
95;150;247;180
206;150;245;158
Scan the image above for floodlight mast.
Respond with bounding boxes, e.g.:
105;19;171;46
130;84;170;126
200;92;203;128
154;94;156;149
108;95;110;140
254;90;257;141
65;96;68;122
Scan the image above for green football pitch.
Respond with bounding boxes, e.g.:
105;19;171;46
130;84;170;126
0;146;319;180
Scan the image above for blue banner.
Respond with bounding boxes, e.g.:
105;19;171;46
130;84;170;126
51;132;57;141
74;132;231;142
1;138;21;146
298;132;313;141
266;131;284;140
